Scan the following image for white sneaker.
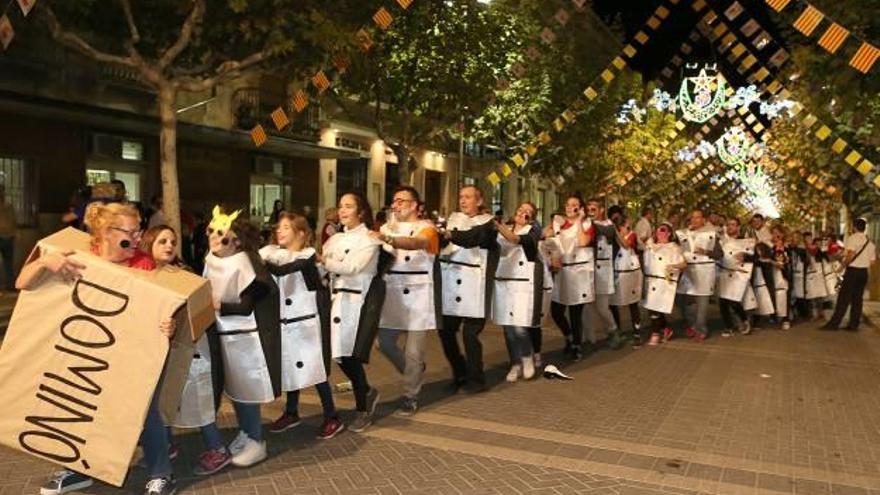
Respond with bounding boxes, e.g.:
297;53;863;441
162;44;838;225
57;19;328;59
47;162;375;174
230;437;267;467
505;365;521;382
781;321;790;330
228;430;250;456
521;357;535;380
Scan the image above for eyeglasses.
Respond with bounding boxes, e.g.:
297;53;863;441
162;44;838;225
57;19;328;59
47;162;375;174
391;198;414;206
110;226;141;238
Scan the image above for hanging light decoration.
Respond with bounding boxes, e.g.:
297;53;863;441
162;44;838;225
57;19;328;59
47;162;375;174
715;126;757;166
678;65;727;123
727;85;761;109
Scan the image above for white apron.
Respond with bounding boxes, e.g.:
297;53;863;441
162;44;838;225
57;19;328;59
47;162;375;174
642;241;683;314
548;215;595;305
440;213;494;318
802;252;828;300
540;256;554;326
379;221;439;331
676;227;718;296
821;258;839;297
773;263;789;318
594;219;616;296
172;335;215;428
260;245;327;392
492;226;541;328
203;252;274;403
610;245;643;306
717;237;755;302
323;224;381;358
749;265;775;315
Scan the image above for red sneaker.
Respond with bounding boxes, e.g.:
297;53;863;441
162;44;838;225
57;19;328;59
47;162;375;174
693;332;706;343
662;327;674;342
268;413;302;433
193;448;232;476
686;327;697;339
317;417;345;440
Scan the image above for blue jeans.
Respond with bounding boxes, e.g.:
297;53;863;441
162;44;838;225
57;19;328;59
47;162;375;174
503;326;533;363
140;386;172;479
286;381;337;418
200;401;262;450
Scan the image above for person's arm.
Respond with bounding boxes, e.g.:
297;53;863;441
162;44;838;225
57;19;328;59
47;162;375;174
16;250;86;290
323;244;378;275
575;219;593;248
450;221;496;248
266;257;313;277
219;279;269;316
374;228;430;251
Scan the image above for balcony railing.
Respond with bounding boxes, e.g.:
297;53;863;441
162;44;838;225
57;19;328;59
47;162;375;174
232;87;321;140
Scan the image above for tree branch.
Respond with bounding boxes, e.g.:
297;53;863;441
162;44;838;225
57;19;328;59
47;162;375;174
118;0;140;45
172;49;269;92
43;6;137;68
159;0;206;69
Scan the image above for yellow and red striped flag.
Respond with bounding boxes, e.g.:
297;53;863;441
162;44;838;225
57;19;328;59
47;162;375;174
373;7;393;30
849;42;879;73
333;54;350;73
355;29;373;52
396;0;413;9
311;70;331;93
251;125;268;147
292;90;309;113
765;0;791;12
792;6;823;37
270;107;289;130
817;23;849;54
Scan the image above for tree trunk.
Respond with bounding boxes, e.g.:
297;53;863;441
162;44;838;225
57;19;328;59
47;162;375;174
157;84;183;254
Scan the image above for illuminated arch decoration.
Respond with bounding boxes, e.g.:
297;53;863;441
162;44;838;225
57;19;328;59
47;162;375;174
716;126;757;166
678;66;727;123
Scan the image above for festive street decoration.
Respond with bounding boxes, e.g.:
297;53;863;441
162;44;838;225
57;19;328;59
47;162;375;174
616;99;646;124
678;65;727;123
716;126;762;166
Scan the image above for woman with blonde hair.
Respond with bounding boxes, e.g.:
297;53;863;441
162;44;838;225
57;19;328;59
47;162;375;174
17;202;178;495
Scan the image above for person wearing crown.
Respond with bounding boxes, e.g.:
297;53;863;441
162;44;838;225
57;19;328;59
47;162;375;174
373;185;441;416
190;207;281;474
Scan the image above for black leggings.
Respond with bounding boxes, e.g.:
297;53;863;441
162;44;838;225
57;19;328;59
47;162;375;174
551;302;584;346
529;327;542;353
610;303;641;331
719;298;747;329
649;311;668;334
337;356;371;412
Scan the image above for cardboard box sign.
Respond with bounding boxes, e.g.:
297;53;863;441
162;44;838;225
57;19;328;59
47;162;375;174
0;228;213;486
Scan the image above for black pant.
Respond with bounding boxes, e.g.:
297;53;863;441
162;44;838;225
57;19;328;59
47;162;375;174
649;311;667;334
827;267;868;329
529;327;542;354
610;303;641;331
439;316;486;385
337;356;371;411
719;298;747;329
551;302;584;347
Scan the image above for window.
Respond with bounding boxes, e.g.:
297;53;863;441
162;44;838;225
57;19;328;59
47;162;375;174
0;156;38;227
250;182;282;225
121;140;144;161
491;182;504;216
85;168;142;202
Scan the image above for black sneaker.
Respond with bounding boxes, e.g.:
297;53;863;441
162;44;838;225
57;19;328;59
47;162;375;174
40;471;93;495
144;477;176;495
365;387;381;416
398;397;418;416
563;340;574;358
571;346;583;362
631;333;643;349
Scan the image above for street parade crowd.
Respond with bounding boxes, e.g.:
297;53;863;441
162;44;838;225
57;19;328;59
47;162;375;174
14;184;877;495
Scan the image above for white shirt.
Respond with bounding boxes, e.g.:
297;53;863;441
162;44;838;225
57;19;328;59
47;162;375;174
755;225;772;246
844;232;876;269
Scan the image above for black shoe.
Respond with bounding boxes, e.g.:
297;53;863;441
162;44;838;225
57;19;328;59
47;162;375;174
144;477;176;495
819;324;840;331
632;334;643;349
844;326;859;332
445;379;465;394
563;340;573;358
571;346;583;362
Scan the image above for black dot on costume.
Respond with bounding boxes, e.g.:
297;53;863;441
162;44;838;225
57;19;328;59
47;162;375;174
344;249;350;254
509;312;513;316
518;261;524;266
285;298;292;306
581;293;587;298
403;288;410;295
296;361;304;369
405;256;411;262
333;317;341;323
456;279;462;285
455;296;462;302
652;287;656;291
221;238;230;246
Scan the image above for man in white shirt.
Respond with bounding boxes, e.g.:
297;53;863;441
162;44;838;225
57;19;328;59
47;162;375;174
750;213;773;246
634;207;653;252
822;218;876;331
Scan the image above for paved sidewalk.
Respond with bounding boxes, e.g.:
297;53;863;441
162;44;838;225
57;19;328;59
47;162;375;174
2;301;880;494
